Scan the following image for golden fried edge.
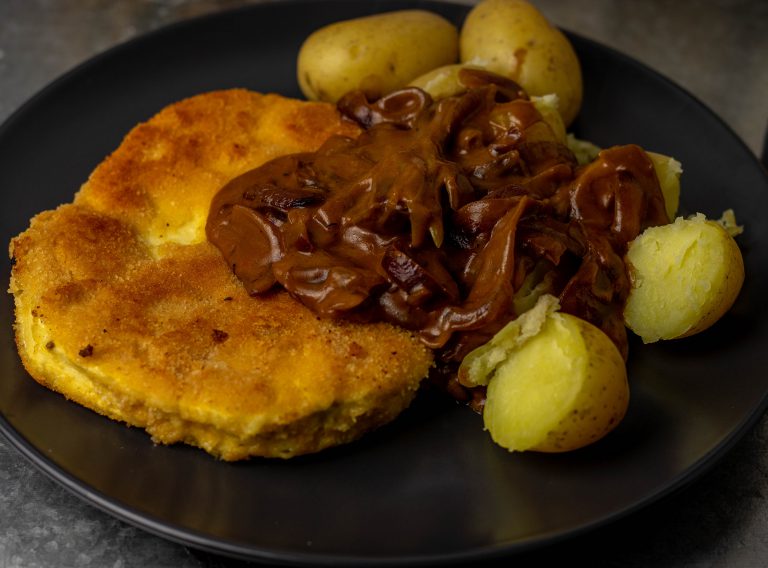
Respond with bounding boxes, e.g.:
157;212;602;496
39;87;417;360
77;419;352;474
9;90;434;460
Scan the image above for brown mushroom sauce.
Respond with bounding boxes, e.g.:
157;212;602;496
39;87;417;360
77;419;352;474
206;69;669;406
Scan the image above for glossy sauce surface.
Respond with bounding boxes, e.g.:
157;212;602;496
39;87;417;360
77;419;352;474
207;70;668;375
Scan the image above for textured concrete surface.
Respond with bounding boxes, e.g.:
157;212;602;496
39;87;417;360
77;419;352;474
1;1;767;567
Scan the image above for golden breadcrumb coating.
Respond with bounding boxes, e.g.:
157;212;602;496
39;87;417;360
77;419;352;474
9;90;433;460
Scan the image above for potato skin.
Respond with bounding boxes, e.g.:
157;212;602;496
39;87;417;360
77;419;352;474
465;297;629;453
624;215;745;343
459;0;583;126
297;10;459;102
531;315;629;453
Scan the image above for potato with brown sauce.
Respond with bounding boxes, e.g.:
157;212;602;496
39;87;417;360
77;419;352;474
408;0;583;126
460;295;629;453
292;3;746;455
459;0;583;125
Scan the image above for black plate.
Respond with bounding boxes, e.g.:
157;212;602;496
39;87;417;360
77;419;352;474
1;1;767;565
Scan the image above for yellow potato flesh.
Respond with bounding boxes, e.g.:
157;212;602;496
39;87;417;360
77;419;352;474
563;141;681;219
408;63;478;100
624;214;745;343
297;10;458;103
530;94;567;144
566;134;601;165
408;64;566;146
647;152;682;220
460;296;629;453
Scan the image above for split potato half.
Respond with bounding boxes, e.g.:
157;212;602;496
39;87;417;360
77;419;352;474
460;295;629;452
624;213;745;343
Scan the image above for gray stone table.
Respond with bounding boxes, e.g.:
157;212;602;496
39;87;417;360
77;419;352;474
1;1;767;567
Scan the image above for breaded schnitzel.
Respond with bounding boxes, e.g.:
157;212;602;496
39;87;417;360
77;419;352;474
9;90;433;460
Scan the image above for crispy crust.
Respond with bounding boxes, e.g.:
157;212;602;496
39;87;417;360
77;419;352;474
9;90;433;460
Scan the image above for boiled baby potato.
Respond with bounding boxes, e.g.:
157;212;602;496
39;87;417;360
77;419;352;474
460;0;583;126
564;138;682;219
460;295;629;453
410;65;567;144
647;152;682;220
408;63;480;100
624;213;745;343
297;10;459;103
